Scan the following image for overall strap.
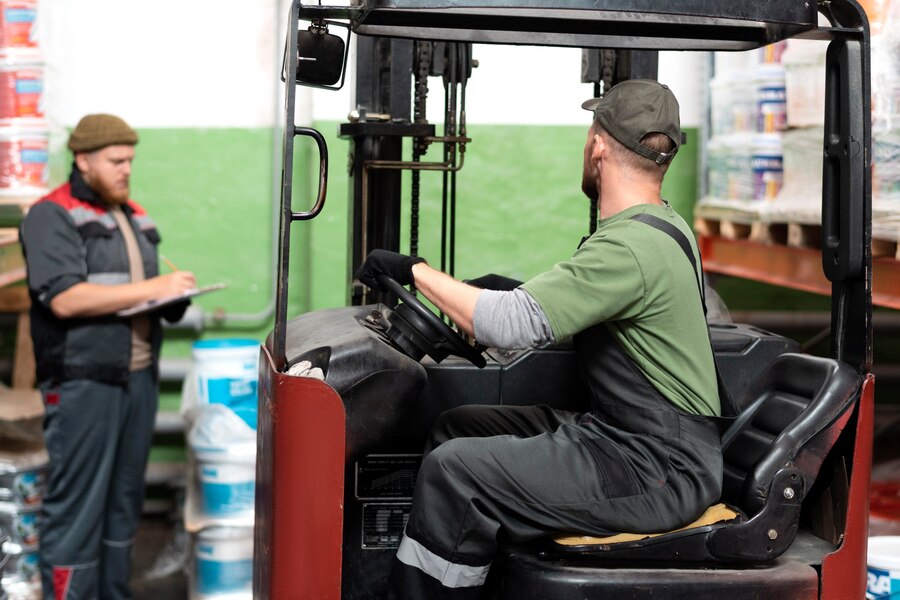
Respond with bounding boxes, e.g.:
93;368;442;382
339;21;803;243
629;212;740;418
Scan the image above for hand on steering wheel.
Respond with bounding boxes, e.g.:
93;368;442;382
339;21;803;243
377;274;486;368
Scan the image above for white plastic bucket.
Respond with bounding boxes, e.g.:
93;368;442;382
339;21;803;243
0;127;47;191
0;502;40;546
0;58;43;123
194;444;256;519
756;71;787;133
192;339;259;429
751;134;783;202
0;1;37;51
867;536;900;599
194;527;253;597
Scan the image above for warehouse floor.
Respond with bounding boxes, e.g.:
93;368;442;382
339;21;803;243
131;515;189;599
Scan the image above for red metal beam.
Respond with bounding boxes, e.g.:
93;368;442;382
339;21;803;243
821;374;874;600
699;235;900;310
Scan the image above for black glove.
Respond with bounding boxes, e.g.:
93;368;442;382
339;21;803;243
356;249;425;291
464;273;523;291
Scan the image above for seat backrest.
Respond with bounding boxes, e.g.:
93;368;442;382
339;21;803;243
720;353;861;517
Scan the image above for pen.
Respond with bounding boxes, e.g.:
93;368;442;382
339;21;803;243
160;255;179;272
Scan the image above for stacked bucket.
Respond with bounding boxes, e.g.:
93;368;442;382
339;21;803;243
184;339;260;600
0;447;48;600
705;42;786;209
0;0;47;210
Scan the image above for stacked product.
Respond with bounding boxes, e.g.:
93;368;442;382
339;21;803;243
182;339;260;600
0;446;47;600
767;31;829;225
867;0;900;247
771;1;900;237
704;41;786;219
0;0;47;216
704;3;900;241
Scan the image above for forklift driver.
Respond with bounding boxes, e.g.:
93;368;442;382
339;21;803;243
357;79;723;600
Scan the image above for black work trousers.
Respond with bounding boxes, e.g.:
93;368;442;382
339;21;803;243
387;404;651;600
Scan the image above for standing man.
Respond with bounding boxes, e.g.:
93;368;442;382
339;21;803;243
20;114;196;599
357;80;724;599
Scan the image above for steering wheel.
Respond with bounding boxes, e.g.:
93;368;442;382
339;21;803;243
377;274;487;368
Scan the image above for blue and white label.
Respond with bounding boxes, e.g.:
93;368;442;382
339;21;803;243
198;462;256;517
14;472;44;503
867;566;900;599
15;512;39;545
195;532;254;595
20;148;48;164
4;8;36;23
15;79;42;94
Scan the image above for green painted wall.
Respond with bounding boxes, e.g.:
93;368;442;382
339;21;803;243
305;123;702;310
40;123;702;457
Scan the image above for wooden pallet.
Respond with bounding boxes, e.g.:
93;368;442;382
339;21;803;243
749;222;788;245
787;223;822;249
694;217;753;240
872;237;900;260
698;216;900;259
696;217;821;247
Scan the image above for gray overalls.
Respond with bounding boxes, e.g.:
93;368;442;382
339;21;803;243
387;322;723;599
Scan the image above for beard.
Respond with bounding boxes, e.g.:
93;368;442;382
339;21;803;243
581;175;598;202
581;160;599;202
90;175;130;205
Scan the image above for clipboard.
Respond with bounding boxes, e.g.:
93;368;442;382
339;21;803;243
116;283;227;317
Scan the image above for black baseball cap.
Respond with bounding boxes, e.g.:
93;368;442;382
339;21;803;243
581;79;681;165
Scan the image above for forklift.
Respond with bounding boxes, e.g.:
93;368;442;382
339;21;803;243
254;1;875;598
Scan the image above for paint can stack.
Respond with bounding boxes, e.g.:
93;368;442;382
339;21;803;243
0;0;47;218
705;41;786;212
0;446;48;600
182;339;260;599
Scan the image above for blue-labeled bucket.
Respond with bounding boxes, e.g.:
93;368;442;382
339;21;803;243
194;527;253;596
192;338;259;429
194;443;256;519
867;536;900;599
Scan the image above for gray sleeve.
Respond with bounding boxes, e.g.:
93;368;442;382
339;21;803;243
472;288;556;349
20;202;87;307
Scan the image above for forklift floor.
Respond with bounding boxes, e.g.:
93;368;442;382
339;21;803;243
131;515;189;599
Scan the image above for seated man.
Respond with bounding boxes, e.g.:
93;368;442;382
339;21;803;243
357;80;722;600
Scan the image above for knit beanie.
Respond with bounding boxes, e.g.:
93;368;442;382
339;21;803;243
67;114;139;153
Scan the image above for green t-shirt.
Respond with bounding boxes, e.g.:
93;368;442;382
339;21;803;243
521;203;720;417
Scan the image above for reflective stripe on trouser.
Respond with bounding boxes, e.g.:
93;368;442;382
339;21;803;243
39;368;158;600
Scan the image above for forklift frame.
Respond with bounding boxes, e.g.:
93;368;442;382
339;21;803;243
257;1;874;598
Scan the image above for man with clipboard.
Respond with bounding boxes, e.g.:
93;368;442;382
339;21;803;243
19;114;196;600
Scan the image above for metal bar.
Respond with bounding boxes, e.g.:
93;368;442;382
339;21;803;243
291;126;329;221
820;0;872;370
273;0;301;372
699;236;832;296
699;235;900;311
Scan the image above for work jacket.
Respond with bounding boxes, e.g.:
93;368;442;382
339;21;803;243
20;169;185;385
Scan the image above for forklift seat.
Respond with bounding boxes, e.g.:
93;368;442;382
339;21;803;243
549;352;861;562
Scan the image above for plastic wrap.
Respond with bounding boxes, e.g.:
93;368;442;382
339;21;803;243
185;404;256;531
701;45;788;220
869;1;900;241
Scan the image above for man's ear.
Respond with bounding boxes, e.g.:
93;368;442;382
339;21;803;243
591;133;605;163
74;152;89;173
